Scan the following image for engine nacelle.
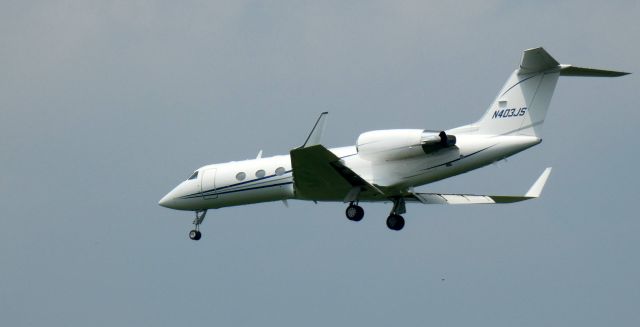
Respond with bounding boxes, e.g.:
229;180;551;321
421;131;457;152
356;129;457;160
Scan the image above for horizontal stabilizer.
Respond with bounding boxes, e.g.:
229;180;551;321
406;168;552;205
518;48;630;77
560;65;630;77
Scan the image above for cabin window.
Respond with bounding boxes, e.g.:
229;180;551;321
275;167;286;176
255;169;266;178
188;171;198;180
236;172;246;181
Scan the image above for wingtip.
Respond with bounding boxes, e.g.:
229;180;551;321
607;71;630;77
525;167;552;198
300;112;329;148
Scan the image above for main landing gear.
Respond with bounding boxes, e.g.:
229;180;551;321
386;214;405;231
345;202;364;221
386;197;406;231
189;209;207;241
343;197;406;231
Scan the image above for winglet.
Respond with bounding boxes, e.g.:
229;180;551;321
301;112;328;148
525;167;552;198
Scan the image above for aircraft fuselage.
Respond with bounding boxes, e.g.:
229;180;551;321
158;134;541;210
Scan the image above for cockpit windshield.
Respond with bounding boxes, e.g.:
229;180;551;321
187;171;198;180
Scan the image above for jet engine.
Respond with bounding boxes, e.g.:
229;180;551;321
421;131;457;152
356;129;457;160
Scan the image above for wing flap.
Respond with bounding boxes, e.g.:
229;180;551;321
410;193;502;204
408;193;534;205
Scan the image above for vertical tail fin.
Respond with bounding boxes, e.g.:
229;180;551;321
475;47;628;137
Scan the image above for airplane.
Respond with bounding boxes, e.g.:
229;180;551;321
158;47;628;240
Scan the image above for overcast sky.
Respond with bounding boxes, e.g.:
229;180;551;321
1;1;639;326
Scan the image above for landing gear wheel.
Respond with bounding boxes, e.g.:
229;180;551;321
345;204;365;221
189;210;207;240
189;230;202;241
386;214;405;231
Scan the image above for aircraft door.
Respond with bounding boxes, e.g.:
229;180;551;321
200;168;218;199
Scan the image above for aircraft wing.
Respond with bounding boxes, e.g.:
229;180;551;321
405;168;552;204
290;144;384;201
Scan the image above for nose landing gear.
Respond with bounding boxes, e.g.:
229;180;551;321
189;229;202;240
189;210;207;241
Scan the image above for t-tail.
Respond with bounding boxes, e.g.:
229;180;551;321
474;47;629;137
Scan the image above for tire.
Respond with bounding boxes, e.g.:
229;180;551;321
189;230;202;240
386;214;405;231
346;205;364;221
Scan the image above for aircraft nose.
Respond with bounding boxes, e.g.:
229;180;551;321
158;192;175;208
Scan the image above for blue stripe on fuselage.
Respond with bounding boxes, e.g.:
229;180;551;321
180;170;292;199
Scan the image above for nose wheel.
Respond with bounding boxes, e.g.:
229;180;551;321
189;210;207;241
189;229;202;240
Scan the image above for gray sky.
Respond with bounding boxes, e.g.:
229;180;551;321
1;1;639;326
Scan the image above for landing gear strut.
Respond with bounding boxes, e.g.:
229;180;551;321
189;209;207;240
345;202;364;221
386;197;406;231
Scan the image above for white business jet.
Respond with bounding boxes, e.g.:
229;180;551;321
159;47;628;240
